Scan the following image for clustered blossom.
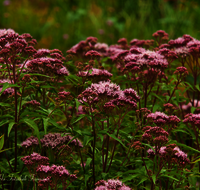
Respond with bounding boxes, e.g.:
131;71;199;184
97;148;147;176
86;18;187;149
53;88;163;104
147;111;180;126
152;30;169;41
147;145;190;167
174;66;188;76
40;133;83;149
95;179;131;190
24;56;69;77
142;126;169;146
38;177;52;189
25;100;41;107
55;91;73;102
183;113;200;127
37;164;70;178
0;29;37;79
67;36;98;57
36;164;76;189
78;80;139;111
147;111;169;125
21;152;49;167
36;164;77;187
124;49;168;69
21;136;39;148
77;68;113;82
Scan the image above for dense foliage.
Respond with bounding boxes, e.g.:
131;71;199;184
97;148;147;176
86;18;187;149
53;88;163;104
1;28;200;190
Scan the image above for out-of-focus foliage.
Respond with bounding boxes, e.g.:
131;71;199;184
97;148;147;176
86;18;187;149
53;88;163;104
1;0;200;52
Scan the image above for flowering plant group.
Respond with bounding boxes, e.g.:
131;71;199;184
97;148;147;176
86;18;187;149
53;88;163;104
1;29;200;189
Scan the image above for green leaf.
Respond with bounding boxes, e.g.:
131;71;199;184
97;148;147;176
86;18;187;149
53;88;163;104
175;90;179;103
190;158;200;164
152;174;156;184
122;174;141;182
0;120;9;127
0;82;10;96
191;107;196;113
21;118;40;144
184;82;194;90
176;142;200;154
153;104;160;112
195;84;200;91
0;148;12;153
161;175;179;182
137;176;149;186
48;119;66;130
151;93;164;103
0;135;4;150
0;102;11;107
43;118;48;134
85;158;92;170
141;143;155;152
75;98;80;113
71;114;86;125
8;121;16;137
108;133;126;148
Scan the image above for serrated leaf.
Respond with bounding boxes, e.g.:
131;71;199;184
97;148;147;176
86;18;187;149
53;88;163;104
8;121;16;137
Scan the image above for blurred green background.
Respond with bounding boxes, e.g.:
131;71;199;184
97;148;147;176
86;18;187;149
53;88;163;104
1;0;200;52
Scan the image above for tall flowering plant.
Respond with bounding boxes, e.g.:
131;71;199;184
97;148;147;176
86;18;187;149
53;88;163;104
1;29;200;189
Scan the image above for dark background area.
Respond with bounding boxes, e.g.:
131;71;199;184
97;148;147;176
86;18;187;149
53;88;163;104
1;0;200;52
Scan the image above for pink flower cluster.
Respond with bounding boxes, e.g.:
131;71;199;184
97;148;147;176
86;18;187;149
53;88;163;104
67;36;98;57
95;179;131;190
0;29;37;61
183;113;200;127
36;164;76;189
147;111;180;126
25;100;41;107
78;80;139;111
21;152;49;166
142;126;169;146
24;55;69;77
21;136;39;148
126;49;168;68
147;145;189;167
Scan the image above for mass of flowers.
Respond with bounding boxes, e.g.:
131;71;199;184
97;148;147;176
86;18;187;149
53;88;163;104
1;28;200;189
